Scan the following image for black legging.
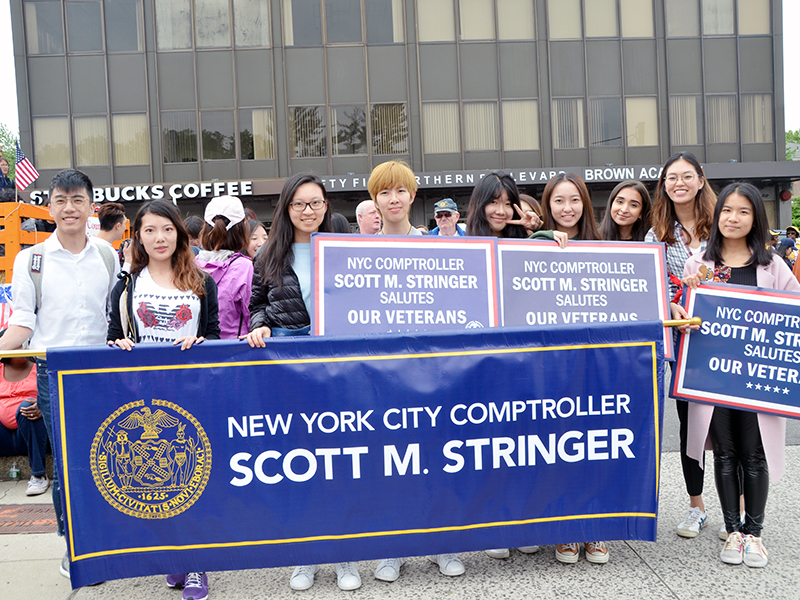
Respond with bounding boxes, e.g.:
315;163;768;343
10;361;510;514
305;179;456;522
708;407;768;537
676;398;705;497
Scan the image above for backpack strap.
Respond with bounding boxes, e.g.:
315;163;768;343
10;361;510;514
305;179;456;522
27;242;47;313
94;242;117;287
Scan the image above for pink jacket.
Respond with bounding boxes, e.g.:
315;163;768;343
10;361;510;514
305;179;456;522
683;254;800;482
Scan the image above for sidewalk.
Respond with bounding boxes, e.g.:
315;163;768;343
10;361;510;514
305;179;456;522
2;445;799;600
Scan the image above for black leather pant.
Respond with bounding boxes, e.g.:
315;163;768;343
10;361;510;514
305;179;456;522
709;407;768;537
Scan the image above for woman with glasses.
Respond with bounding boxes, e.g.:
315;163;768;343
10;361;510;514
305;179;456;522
645;152;717;539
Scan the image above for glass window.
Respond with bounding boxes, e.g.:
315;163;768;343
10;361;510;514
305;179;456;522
366;0;404;43
371;103;409;154
625;97;658;146
331;106;367;155
283;0;323;46
112;114;150;165
74;116;109;165
422;102;460;153
669;95;703;145
326;0;362;43
665;0;700;37
418;0;456;42
240;108;275;159
105;0;145;52
552;98;585;149
702;0;734;35
502;100;539;150
66;2;103;52
460;0;495;40
25;3;64;55
548;0;581;40
741;94;773;143
289;106;327;157
201;111;236;159
738;0;770;35
33;116;71;169
196;0;231;48
589;98;622;146
706;95;737;143
155;0;193;50
620;0;653;37
585;0;618;38
234;0;271;47
497;0;534;40
464;102;498;150
162;112;198;162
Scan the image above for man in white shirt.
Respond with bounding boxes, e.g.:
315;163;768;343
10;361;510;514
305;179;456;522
0;169;119;579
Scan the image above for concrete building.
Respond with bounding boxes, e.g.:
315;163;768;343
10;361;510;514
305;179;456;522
8;0;800;227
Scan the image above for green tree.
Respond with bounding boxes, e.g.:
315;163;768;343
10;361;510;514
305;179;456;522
793;196;800;229
0;124;19;179
788;129;800;161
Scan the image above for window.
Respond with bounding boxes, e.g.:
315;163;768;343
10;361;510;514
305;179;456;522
589;98;622;146
74;116;109;165
25;3;64;54
552;98;585;149
196;0;231;48
706;95;737;143
234;0;270;47
738;0;770;35
155;0;193;50
585;0;618;38
460;0;495;40
66;2;103;52
327;0;362;43
502;100;539;150
497;0;534;40
33;117;71;169
702;0;734;35
283;0;323;46
289;106;327;157
106;0;145;52
418;0;456;42
201;111;236;159
331;106;367;155
620;0;653;37
162;112;198;162
240;108;275;159
422;102;460;153
464;102;498;150
112;114;150;165
371;103;408;154
366;0;404;43
669;96;703;145
548;0;581;40
665;0;700;37
741;94;773;144
625;97;658;146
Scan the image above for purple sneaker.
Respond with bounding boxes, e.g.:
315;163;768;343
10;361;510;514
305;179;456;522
167;573;186;588
182;572;208;600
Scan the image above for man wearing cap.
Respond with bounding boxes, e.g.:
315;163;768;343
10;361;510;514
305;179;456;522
768;229;780;250
786;226;799;265
429;199;464;236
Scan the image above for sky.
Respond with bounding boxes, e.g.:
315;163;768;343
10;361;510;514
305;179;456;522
0;0;798;138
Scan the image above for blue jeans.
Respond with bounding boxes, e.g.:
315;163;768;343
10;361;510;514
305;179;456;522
0;399;49;476
36;358;63;536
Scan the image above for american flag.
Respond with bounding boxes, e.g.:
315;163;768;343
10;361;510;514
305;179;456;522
15;141;39;191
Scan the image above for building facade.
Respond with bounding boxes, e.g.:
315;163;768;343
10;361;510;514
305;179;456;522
9;0;799;227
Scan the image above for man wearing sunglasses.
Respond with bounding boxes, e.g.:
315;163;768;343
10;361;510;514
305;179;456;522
428;199;464;236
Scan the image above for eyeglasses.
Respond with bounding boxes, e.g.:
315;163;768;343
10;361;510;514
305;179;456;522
289;199;326;212
51;196;88;207
665;173;698;185
434;212;453;219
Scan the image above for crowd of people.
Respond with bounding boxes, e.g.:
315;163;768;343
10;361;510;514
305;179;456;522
0;150;795;599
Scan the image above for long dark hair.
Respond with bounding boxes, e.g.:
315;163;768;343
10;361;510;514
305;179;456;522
599;180;652;241
541;172;600;241
256;173;332;286
703;182;772;267
130;200;206;296
201;216;248;253
465;172;527;238
651;151;716;245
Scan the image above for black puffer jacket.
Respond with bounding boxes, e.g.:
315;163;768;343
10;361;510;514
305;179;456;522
249;267;310;331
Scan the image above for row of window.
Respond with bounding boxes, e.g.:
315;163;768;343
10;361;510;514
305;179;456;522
23;0;772;55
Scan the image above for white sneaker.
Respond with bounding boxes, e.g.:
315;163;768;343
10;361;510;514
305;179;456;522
374;558;405;582
555;543;580;564
518;546;540;554
719;514;745;540
26;475;50;496
676;507;707;538
484;548;510;559
59;552;70;579
334;562;361;590
743;535;768;568
720;532;744;565
289;565;319;590
428;554;465;576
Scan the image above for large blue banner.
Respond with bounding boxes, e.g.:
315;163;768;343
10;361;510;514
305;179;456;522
673;283;800;418
49;323;664;588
